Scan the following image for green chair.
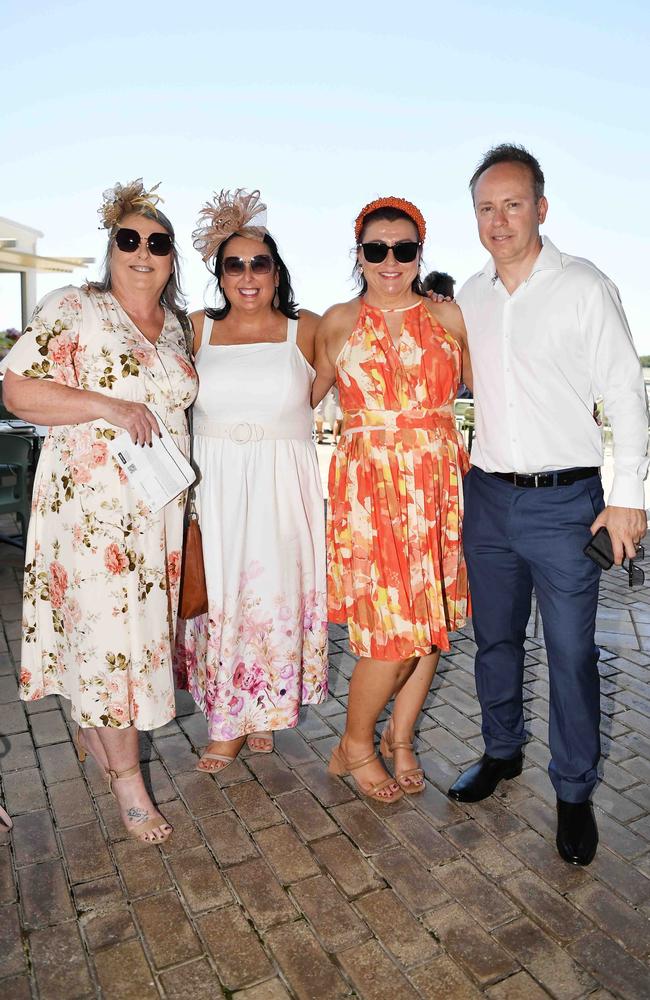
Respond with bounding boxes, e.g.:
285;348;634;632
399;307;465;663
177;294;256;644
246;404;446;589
0;435;33;547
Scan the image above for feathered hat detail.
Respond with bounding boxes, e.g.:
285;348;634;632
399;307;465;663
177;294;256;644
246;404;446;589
98;178;163;230
192;188;268;265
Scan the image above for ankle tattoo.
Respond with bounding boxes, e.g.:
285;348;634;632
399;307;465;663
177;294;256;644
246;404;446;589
126;807;150;826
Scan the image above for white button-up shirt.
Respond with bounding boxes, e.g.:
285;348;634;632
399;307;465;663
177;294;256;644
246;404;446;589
457;237;649;509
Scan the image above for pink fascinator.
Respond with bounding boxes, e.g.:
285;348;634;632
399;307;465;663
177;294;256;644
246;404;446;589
192;188;268;265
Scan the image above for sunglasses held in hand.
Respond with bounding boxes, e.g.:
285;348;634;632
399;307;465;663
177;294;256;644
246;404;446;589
584;527;645;587
114;228;173;256
359;240;422;264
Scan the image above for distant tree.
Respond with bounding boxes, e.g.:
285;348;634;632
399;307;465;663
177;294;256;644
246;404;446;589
0;329;20;360
639;355;650;368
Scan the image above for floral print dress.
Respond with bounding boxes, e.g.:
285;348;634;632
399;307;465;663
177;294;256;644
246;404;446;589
174;315;328;740
1;286;197;729
328;300;470;660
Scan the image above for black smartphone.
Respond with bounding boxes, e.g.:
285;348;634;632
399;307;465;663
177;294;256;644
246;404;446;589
583;526;614;570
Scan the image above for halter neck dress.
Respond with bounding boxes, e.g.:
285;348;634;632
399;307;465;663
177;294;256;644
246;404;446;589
174;313;328;739
327;299;470;660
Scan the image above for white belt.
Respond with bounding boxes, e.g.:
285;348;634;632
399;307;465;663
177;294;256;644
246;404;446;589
194;419;311;444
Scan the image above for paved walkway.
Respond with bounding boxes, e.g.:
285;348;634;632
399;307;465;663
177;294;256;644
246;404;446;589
1;514;650;999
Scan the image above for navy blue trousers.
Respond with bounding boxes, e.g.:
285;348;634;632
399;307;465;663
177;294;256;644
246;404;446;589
463;466;605;802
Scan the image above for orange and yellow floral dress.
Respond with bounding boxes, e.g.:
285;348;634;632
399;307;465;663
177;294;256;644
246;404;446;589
327;300;470;660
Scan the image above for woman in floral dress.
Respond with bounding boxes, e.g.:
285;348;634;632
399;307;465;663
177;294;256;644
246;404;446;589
312;197;471;802
174;189;328;771
1;181;197;843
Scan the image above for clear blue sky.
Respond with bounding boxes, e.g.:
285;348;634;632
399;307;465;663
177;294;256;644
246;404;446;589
2;0;649;348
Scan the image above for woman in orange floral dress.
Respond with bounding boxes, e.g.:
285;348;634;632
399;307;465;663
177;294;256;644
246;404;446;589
313;197;471;802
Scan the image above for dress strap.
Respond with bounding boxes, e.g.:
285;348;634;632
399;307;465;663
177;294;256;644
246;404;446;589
201;312;214;349
287;318;298;344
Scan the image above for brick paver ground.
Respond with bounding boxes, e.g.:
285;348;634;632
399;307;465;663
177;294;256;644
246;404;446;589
2;511;650;999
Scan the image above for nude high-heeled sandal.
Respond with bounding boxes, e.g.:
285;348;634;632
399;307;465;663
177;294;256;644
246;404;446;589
328;744;404;803
380;729;425;794
108;765;172;844
246;732;274;753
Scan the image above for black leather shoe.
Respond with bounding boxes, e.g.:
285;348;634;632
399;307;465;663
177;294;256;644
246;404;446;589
556;798;598;866
447;752;523;802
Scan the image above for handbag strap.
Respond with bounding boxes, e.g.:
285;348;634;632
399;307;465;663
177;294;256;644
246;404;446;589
177;310;195;357
178;311;198;519
186;406;196;511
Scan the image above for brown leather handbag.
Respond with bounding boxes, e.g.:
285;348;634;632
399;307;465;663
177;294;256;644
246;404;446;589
178;362;208;619
179;501;208;619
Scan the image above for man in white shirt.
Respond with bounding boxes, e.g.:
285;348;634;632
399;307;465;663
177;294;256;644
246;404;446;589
448;144;648;866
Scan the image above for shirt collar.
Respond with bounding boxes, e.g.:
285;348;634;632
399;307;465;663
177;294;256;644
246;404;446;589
480;235;563;284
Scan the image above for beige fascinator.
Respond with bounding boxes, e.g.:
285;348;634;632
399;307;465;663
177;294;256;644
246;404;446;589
98;178;163;230
192;189;268;264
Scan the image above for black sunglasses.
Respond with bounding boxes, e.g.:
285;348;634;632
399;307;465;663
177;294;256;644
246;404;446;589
114;228;173;256
359;240;422;264
624;545;645;588
222;254;274;276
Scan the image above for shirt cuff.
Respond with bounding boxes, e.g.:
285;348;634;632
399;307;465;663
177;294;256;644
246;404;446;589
607;474;647;510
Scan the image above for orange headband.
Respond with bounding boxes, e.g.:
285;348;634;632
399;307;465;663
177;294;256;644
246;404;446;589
354;196;426;243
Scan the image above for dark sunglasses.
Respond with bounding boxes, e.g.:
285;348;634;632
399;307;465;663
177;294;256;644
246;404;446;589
624;545;645;588
114;228;173;256
359;240;422;264
222;254;274;276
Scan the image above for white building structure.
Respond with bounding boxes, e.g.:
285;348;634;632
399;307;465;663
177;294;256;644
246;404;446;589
0;217;93;328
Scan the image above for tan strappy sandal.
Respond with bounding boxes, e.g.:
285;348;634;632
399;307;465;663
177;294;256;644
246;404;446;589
74;726;88;763
0;804;12;832
197;735;246;773
108;765;172;843
328;744;404;803
74;726;110;788
246;732;274;754
380;730;425;794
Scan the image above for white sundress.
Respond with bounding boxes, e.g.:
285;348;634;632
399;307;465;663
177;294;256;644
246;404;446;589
174;313;328;739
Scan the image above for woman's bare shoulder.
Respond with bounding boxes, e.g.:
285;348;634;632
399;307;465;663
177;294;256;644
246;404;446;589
297;308;321;333
423;299;466;338
188;309;206;352
320;298;361;330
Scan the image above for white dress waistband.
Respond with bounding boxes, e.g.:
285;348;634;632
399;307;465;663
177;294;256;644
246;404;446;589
193;418;312;444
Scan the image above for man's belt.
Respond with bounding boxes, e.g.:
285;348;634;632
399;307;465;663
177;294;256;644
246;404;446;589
489;467;599;488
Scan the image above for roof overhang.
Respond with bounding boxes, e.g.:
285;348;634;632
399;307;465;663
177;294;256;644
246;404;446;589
0;248;94;273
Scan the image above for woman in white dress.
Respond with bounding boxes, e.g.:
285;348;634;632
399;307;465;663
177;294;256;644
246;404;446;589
175;190;328;770
1;180;197;842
